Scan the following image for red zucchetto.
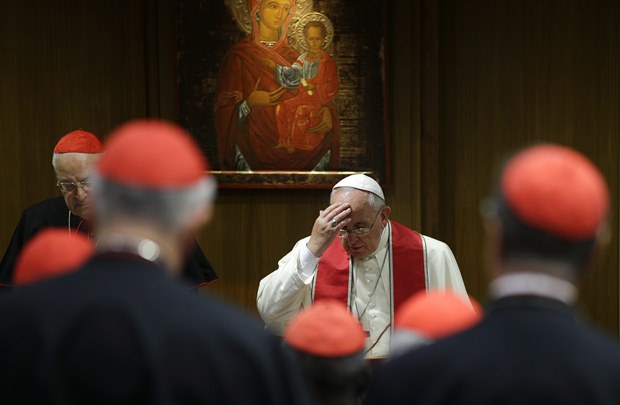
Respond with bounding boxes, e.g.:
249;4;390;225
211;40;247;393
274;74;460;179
501;144;609;240
53;129;104;154
284;300;366;358
394;290;482;340
14;228;94;285
96;120;209;188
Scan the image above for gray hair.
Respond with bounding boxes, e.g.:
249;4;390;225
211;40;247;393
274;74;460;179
91;173;216;232
330;187;385;210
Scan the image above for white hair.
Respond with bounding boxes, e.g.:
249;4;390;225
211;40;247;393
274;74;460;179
91;172;216;233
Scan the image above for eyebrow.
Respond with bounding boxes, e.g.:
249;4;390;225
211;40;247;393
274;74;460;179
345;220;372;229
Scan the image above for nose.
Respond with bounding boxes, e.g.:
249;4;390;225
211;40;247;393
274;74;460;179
344;232;359;243
75;186;88;200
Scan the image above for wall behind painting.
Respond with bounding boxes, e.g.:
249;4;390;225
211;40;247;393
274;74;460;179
427;0;619;333
0;0;618;334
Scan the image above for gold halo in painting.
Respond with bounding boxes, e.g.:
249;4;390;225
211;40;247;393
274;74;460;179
225;0;313;35
289;12;334;52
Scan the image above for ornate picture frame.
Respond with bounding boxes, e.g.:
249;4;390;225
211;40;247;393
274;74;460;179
178;0;388;188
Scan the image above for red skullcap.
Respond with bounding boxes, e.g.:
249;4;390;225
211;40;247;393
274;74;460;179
395;291;482;340
502;144;609;240
97;120;208;188
53;129;104;154
284;300;366;358
14;228;94;285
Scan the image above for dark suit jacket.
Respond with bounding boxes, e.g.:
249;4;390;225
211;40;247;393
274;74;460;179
366;296;620;405
0;253;313;405
0;197;218;287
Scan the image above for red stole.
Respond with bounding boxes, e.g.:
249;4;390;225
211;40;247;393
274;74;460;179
313;221;426;314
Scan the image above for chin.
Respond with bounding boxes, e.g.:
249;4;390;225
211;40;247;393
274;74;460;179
348;248;370;259
74;209;91;220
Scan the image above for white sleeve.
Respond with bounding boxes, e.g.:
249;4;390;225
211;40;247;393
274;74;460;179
256;237;317;335
422;235;469;299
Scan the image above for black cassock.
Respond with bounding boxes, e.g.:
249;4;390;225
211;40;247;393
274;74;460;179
0;254;312;404
0;196;218;287
366;296;620;404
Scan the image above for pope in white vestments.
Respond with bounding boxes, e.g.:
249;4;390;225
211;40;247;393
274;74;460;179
257;174;469;359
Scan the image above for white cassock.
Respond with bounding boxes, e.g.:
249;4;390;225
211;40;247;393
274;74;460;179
257;221;468;358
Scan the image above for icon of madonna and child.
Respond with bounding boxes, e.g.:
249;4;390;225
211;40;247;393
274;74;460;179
214;0;339;171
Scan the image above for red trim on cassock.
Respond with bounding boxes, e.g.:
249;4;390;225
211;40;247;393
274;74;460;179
390;222;426;313
314;221;426;313
314;240;351;306
190;278;220;289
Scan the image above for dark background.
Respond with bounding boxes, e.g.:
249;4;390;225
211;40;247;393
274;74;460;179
0;0;618;335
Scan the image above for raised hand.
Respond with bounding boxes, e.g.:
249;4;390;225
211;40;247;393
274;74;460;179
306;202;352;257
262;58;277;69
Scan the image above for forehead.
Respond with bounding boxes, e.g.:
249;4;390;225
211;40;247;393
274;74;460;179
54;153;98;178
262;0;291;8
306;26;323;36
331;188;373;213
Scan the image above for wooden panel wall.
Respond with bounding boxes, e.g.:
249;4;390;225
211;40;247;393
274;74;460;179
0;0;149;249
425;0;620;333
1;0;618;335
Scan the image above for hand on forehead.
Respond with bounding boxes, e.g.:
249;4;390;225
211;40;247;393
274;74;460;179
330;190;382;230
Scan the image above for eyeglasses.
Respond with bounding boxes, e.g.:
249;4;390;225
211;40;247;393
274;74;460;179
56;179;92;193
338;207;383;237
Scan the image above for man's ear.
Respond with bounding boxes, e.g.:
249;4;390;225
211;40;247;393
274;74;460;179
483;215;504;279
584;221;612;274
380;205;391;226
595;222;612;249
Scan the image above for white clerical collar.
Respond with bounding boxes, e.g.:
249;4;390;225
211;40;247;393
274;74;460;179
489;272;578;305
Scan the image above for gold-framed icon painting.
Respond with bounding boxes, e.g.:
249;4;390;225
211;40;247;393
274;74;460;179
178;0;388;188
